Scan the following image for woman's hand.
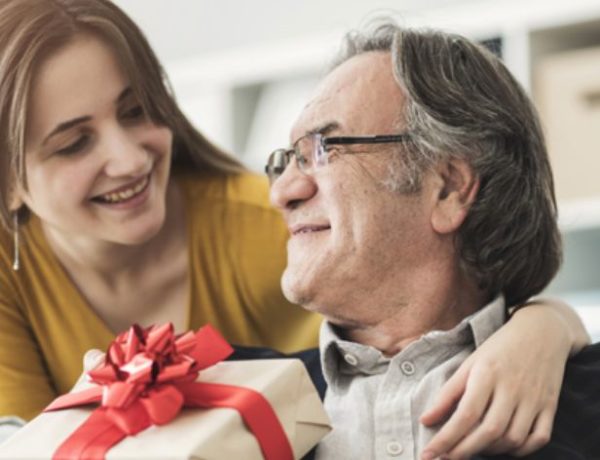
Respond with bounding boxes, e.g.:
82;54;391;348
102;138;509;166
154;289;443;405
419;298;590;460
69;349;105;392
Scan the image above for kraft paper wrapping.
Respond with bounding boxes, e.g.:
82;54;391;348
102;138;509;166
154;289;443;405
0;359;331;459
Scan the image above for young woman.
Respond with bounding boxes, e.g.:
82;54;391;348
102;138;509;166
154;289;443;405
0;0;589;456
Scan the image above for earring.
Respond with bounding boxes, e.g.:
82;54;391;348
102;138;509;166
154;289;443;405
12;212;19;271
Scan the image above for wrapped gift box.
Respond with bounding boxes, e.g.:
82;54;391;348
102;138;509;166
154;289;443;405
0;359;330;459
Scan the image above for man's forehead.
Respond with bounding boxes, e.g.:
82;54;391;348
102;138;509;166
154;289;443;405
290;51;406;142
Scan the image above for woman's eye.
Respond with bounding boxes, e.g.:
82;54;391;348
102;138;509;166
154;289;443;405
55;135;90;156
121;105;145;120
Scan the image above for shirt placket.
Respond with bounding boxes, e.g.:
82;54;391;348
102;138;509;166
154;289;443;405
373;356;418;459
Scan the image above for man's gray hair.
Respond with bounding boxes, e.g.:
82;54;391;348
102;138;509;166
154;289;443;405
333;21;561;306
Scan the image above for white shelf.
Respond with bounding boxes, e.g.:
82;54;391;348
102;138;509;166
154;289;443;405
559;199;600;232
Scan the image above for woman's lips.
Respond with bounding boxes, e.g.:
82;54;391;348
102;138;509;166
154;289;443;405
92;175;150;204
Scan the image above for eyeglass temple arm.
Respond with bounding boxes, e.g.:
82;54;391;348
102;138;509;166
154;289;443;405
323;134;409;146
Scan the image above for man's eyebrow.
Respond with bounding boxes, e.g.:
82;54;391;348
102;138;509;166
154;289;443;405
42;87;133;146
306;121;340;137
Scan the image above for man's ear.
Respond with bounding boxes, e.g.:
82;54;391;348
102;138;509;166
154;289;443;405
430;158;479;235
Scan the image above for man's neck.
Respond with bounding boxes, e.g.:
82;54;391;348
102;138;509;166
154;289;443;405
336;274;488;357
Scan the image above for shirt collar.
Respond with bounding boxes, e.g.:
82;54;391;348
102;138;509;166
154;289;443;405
319;295;506;385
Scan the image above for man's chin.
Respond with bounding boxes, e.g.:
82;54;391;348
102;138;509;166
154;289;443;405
281;271;318;311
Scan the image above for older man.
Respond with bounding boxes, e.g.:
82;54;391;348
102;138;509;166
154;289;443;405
266;24;598;460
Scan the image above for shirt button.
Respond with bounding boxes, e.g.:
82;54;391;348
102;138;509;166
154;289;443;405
386;441;403;456
343;353;358;366
400;360;415;375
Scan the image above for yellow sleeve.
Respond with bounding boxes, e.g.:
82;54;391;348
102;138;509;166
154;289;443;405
0;237;57;420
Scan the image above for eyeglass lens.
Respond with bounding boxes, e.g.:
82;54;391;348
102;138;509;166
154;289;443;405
266;134;326;182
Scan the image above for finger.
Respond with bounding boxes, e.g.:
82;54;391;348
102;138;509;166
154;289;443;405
421;370;494;459
83;349;105;371
482;398;537;454
510;408;554;457
444;389;516;460
421;361;471;426
70;349;104;392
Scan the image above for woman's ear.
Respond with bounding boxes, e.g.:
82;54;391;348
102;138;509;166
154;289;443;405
430;158;479;234
9;196;23;212
8;177;25;212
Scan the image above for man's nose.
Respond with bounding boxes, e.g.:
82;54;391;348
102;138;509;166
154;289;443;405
102;126;149;177
269;161;317;211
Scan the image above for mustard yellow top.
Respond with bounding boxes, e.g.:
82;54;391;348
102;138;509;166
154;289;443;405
0;172;321;420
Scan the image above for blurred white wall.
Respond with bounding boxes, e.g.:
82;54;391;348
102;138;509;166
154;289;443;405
113;0;460;63
113;0;600;168
113;0;468;167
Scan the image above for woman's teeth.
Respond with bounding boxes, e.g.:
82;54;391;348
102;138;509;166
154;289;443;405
98;176;148;204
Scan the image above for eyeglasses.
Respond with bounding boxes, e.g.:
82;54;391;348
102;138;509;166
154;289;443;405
265;132;409;183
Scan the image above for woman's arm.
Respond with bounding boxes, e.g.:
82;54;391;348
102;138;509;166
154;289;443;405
419;298;590;460
0;239;59;421
517;297;590;356
0;299;58;421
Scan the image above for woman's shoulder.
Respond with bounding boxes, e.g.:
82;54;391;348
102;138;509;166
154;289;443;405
176;171;287;241
0;216;66;299
176;171;273;212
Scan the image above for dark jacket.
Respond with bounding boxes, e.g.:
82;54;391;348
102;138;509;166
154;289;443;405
231;342;600;460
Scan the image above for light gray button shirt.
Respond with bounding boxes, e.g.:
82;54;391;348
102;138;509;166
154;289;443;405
315;296;506;460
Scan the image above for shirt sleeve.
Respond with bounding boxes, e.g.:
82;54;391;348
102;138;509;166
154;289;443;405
0;241;57;420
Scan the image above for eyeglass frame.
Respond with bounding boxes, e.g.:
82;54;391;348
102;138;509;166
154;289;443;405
265;132;410;183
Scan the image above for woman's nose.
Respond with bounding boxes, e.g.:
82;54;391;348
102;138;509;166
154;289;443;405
102;126;149;177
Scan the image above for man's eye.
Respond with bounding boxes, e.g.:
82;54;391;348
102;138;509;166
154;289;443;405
297;156;309;167
55;135;90;156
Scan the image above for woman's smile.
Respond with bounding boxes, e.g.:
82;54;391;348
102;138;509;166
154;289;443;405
92;174;150;206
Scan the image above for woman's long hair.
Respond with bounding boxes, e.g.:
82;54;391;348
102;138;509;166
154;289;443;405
0;0;244;230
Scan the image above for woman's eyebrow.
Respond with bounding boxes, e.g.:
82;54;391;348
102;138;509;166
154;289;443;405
116;86;132;104
42;115;91;146
42;87;134;146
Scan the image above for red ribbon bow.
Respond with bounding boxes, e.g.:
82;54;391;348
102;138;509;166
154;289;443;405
45;324;294;460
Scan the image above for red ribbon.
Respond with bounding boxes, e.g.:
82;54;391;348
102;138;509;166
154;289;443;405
44;323;294;460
